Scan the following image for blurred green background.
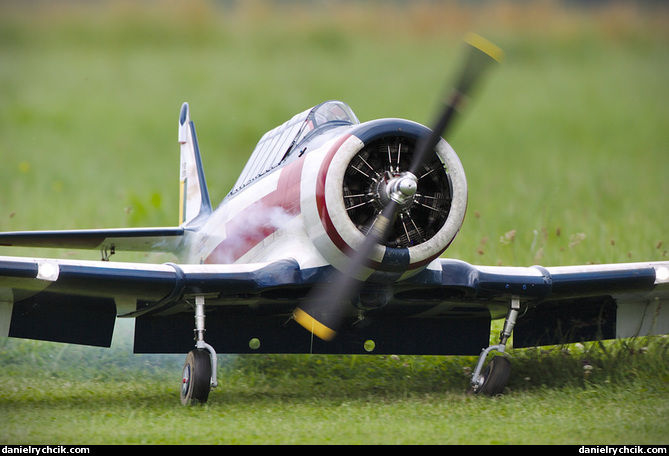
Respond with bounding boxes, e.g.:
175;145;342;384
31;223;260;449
1;0;667;268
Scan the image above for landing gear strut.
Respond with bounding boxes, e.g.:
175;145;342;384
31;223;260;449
469;296;519;395
181;295;218;405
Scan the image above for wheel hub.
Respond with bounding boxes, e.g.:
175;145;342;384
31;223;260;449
181;364;191;398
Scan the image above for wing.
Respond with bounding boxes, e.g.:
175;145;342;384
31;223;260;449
514;261;669;347
0;255;302;348
1;253;667;354
426;259;669;348
0;227;185;253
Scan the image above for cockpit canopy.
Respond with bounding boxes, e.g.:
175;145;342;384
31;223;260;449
230;101;359;194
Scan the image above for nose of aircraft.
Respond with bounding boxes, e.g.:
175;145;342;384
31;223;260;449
386;172;418;204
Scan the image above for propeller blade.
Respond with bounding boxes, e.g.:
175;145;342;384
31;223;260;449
293;34;503;341
294;200;399;341
409;33;504;176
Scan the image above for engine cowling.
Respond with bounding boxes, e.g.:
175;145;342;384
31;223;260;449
304;119;467;282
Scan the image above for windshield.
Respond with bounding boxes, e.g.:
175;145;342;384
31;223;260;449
231;101;359;194
291;100;359;149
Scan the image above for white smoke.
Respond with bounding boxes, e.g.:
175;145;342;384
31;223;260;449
208;202;296;264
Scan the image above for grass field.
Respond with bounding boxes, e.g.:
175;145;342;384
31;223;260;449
2;334;668;444
1;0;668;445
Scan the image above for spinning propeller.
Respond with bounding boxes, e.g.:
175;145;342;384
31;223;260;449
293;34;504;341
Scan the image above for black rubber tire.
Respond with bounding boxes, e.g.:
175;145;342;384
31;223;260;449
470;356;511;396
180;349;212;405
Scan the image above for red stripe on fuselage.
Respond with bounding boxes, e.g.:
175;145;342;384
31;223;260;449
204;157;305;264
314;133;390;270
315;134;354;257
313;134;386;270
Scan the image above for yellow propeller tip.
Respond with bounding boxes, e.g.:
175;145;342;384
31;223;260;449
293;307;337;341
465;33;505;63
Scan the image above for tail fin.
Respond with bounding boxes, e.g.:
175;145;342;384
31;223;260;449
178;102;212;227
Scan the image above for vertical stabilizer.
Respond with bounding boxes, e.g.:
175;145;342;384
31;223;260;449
178;102;212;226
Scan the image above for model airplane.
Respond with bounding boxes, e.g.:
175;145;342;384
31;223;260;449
1;35;667;404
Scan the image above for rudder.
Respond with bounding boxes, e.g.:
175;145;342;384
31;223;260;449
178;102;212;227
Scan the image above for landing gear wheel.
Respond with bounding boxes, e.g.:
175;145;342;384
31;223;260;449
469;356;511;396
181;349;212;405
